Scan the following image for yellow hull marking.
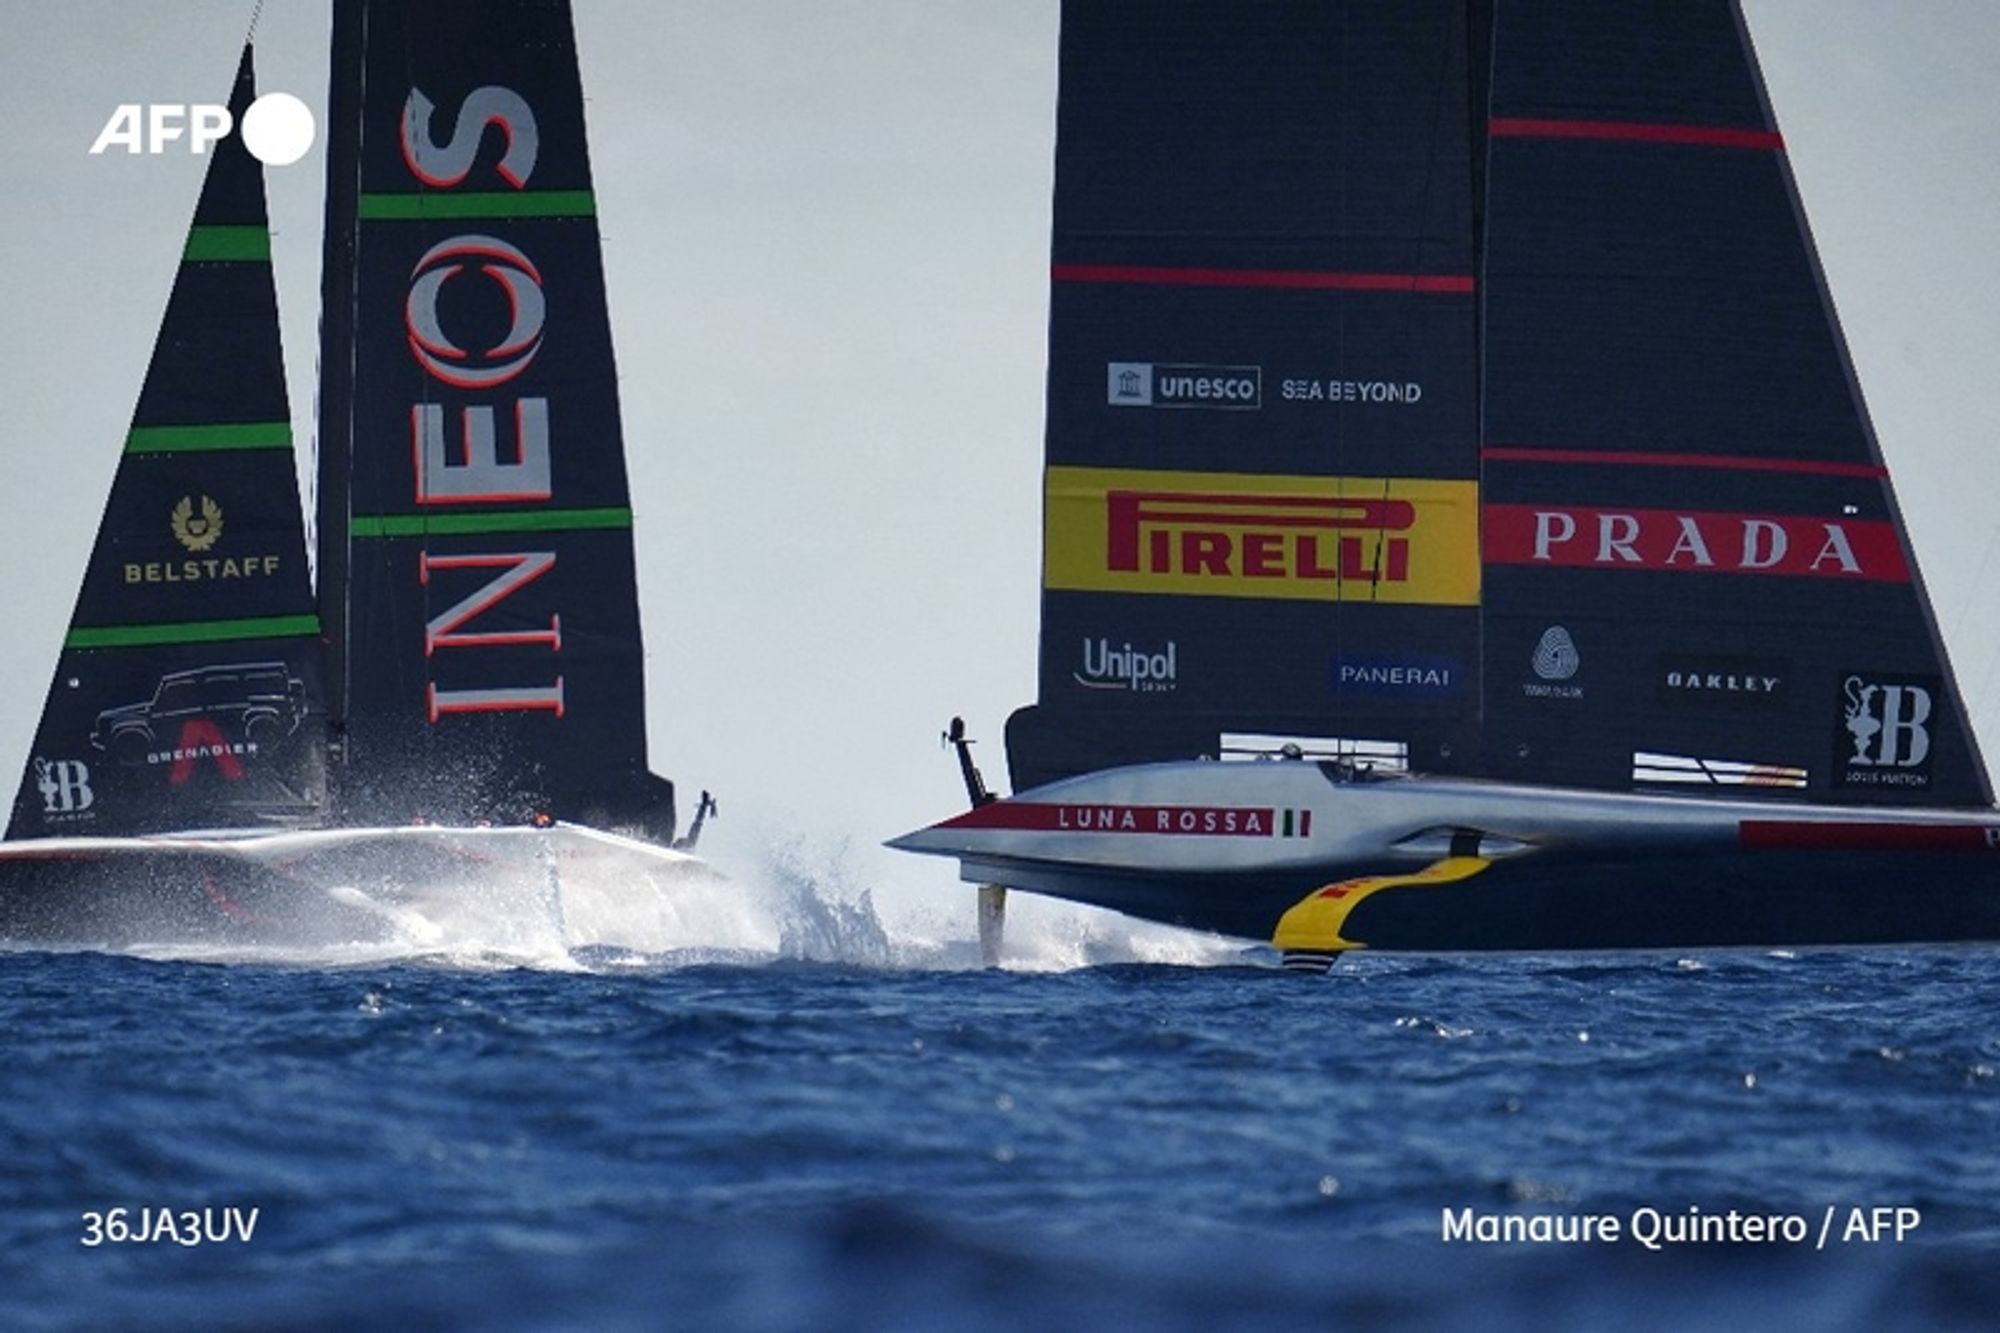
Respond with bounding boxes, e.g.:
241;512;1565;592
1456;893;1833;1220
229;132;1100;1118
1272;855;1492;954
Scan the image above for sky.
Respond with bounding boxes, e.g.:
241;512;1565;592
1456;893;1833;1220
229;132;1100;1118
2;1;1999;929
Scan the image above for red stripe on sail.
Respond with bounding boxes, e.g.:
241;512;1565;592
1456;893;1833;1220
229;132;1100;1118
1482;447;1887;479
1489;117;1783;151
1741;821;2000;852
1053;264;1474;294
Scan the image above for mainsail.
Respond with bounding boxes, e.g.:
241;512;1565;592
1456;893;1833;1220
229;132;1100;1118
1009;0;1989;810
1478;1;1988;806
1009;0;1485;792
315;0;673;833
6;47;325;839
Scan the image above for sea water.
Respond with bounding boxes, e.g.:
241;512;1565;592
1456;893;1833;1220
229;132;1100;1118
2;848;1996;1330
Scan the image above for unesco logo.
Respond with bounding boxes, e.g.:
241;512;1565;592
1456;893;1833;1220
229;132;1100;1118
90;96;316;166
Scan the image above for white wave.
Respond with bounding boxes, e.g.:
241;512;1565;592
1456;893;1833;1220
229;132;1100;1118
85;826;1255;974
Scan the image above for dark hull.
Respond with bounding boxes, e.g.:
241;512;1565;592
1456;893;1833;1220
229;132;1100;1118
968;847;2000;952
0;850;388;949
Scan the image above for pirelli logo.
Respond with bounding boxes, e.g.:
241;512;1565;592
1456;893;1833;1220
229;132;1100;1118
1045;466;1480;605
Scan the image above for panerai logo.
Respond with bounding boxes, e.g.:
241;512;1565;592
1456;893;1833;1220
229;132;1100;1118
1835;672;1937;789
1107;362;1261;410
1075;638;1178;693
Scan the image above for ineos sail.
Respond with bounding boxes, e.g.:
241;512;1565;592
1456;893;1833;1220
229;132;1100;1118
0;3;710;946
6;47;324;841
316;0;672;834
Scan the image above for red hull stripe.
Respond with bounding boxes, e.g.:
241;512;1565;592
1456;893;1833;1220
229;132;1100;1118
1741;821;2000;852
1053;264;1474;295
937;801;1278;838
1483;447;1886;480
1490;117;1783;151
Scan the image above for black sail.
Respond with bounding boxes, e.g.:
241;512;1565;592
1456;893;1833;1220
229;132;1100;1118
1009;0;1487;791
316;0;672;833
7;47;325;839
1008;0;1988;812
1479;0;1990;806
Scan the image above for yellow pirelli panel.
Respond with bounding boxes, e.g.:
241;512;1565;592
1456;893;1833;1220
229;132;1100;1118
1044;466;1481;606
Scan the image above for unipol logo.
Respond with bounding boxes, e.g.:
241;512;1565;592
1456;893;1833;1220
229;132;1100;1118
90;94;315;165
1837;672;1937;789
399;84;564;723
1075;638;1177;693
33;758;94;815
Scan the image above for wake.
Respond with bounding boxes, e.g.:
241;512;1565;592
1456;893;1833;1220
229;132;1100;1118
88;830;1250;973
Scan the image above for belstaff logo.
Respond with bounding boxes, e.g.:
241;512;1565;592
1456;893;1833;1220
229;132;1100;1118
1835;672;1938;789
129;495;277;585
171;495;224;552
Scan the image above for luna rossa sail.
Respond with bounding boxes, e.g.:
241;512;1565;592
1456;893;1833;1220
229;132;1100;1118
1008;0;1988;812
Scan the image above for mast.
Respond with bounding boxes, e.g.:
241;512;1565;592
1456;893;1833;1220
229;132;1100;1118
316;0;365;799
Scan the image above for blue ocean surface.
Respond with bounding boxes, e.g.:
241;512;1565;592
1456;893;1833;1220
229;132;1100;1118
2;855;1997;1330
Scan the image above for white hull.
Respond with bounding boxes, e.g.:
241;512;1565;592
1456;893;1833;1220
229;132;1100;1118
892;759;2000;952
0;822;711;947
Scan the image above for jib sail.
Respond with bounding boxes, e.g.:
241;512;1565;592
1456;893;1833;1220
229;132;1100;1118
7;47;326;839
1479;0;1989;806
316;0;673;833
1010;0;1988;810
1008;0;1487;791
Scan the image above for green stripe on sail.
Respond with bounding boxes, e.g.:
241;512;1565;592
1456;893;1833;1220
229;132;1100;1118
358;190;597;221
350;508;633;539
182;225;271;262
125;422;293;454
65;614;320;650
